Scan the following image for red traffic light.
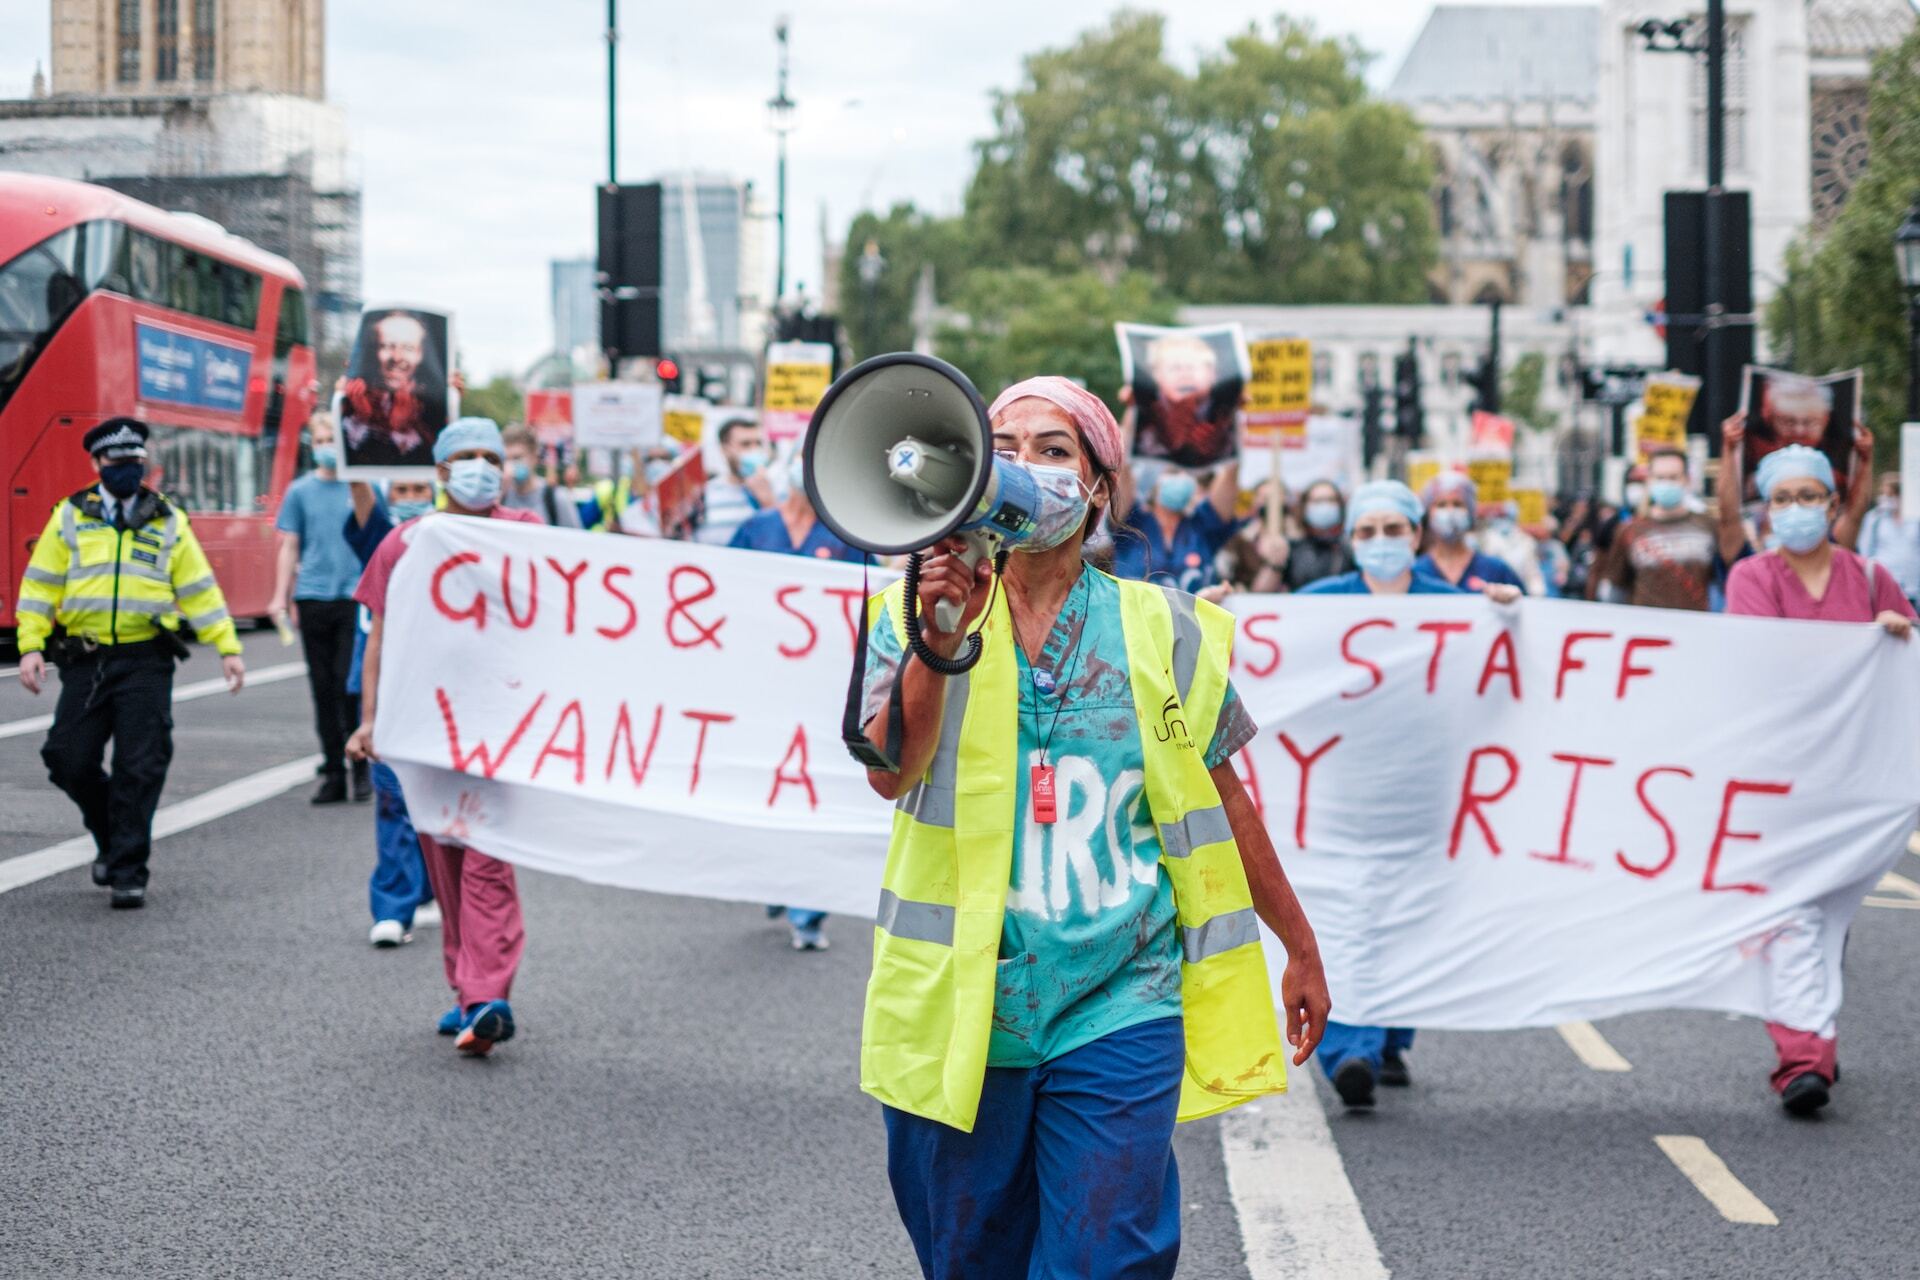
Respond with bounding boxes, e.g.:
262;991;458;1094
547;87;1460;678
655;358;680;383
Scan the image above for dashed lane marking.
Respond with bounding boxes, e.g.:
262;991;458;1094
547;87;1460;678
1557;1021;1633;1071
0;754;321;895
1221;1066;1392;1279
1654;1136;1778;1226
0;661;307;742
1866;871;1920;911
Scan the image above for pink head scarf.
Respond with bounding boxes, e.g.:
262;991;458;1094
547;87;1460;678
987;376;1125;474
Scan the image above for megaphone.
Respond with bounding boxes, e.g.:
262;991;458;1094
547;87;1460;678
804;353;1041;673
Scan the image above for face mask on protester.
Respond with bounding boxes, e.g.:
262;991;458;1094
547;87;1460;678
1771;503;1830;554
1305;500;1342;532
1429;507;1471;541
1354;534;1416;580
1155;471;1197;513
391;498;434;521
100;461;145;499
1648;481;1686;510
445;458;503;509
1018;462;1097;554
313;446;340;472
510;461;532;486
1624;482;1648;510
1879;494;1900;513
736;450;769;479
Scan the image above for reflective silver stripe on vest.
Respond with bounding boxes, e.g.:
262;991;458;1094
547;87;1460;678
175;573;217;598
897;669;970;830
61;595;170;617
1159;804;1233;858
23;565;62;586
18;598;55;617
157;510;182;558
1182;906;1260;963
1157;585;1202;705
185;607;230;632
60;503;80;554
876;889;955;946
66;560;171;586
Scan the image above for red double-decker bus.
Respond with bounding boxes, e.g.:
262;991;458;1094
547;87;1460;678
1;173;319;638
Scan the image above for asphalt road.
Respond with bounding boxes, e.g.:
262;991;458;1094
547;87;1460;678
1;628;1914;1277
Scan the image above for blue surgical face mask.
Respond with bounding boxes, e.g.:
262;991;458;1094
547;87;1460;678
390;499;434;522
99;461;145;499
1018;462;1095;553
1305;500;1342;532
1429;507;1471;541
1355;534;1416;581
445;457;503;509
313;446;340;472
1649;481;1686;510
1156;471;1198;512
511;461;532;486
736;450;768;479
1771;503;1830;554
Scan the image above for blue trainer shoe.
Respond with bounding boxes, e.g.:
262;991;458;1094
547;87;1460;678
455;1000;515;1057
436;1005;462;1036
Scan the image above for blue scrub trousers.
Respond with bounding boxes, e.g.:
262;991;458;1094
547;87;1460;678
883;1016;1183;1280
367;762;433;926
1317;1021;1415;1079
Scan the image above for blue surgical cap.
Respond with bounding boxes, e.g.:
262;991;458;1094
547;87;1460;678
433;416;504;464
1423;470;1479;527
1346;480;1424;535
1754;444;1835;500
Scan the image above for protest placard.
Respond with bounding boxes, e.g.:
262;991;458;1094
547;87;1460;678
662;395;708;449
525;389;573;450
1117;322;1250;468
1466;457;1512;506
1736;366;1862;498
333;303;454;480
571;382;664;450
1512;487;1548;527
1245;337;1312;448
762;342;834;442
1635;373;1699;461
376;521;1920;1032
1405;452;1443;497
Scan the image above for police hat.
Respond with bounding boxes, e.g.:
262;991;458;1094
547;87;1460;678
84;417;150;461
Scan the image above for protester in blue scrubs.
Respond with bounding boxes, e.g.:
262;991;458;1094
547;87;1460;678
1416;471;1526;592
1110;460;1240;593
1299;481;1519;1107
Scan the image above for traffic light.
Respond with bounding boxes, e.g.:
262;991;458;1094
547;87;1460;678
1466;355;1500;415
597;183;663;362
1393;350;1424;441
1361;383;1385;467
655;357;682;392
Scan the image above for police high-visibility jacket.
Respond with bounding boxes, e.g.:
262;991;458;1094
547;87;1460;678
591;477;631;531
15;486;243;657
860;572;1288;1132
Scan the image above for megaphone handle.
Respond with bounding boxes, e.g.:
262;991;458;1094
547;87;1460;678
931;536;990;633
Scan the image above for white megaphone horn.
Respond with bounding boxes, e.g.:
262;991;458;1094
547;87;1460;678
803;353;1041;673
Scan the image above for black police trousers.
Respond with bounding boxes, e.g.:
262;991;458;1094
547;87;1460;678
41;643;175;890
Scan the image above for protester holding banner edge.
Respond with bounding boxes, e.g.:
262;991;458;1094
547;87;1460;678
853;375;1327;1277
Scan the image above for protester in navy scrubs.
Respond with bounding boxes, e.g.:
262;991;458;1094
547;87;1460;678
1416;471;1525;592
1110;460;1241;593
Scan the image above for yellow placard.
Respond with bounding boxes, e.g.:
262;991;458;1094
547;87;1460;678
1512;487;1548;527
1636;377;1699;460
663;408;704;447
1406;455;1442;496
1466;457;1512;505
764;361;832;413
1246;338;1312;440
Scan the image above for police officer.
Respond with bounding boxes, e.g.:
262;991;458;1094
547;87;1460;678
14;418;247;909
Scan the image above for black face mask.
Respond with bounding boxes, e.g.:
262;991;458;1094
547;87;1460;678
99;461;146;500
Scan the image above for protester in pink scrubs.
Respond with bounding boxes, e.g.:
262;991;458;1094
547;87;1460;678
1723;443;1914;1116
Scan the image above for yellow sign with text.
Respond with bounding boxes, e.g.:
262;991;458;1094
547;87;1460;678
1466;457;1513;505
1406;454;1442;496
1636;376;1699;460
1512;487;1548;527
1246;338;1312;444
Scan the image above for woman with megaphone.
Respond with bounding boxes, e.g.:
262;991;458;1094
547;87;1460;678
850;373;1331;1279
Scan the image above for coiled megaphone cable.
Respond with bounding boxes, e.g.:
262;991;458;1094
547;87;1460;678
901;547;1008;675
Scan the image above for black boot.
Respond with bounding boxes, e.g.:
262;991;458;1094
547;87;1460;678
110;886;146;909
1333;1059;1377;1109
1781;1072;1830;1117
311;772;348;805
1380;1050;1411;1087
350;760;372;803
91;860;111;887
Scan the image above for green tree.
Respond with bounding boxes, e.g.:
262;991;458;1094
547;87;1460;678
1501;352;1558;433
836;203;973;360
935;267;1176;409
459;374;524;427
1768;25;1920;451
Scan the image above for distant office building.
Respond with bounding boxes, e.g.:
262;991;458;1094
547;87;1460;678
51;0;325;99
658;172;771;354
550;257;598;360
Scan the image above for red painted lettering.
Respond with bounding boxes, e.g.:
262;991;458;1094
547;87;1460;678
767;724;819;810
596;565;637;640
682;709;736;795
1703;779;1790;895
430;552;486;628
435;687;544;778
545;557;590;636
1555;630;1613;699
1448;745;1519;858
1615;636;1672;700
1340;619;1393;700
1529;752;1614;870
501;555;538;630
1417;620;1472;694
604;701;665;784
531;699;587;785
1241;612;1282;679
1278;732;1343;850
1616;766;1694;879
1476;629;1521;699
666;565;726;650
775;585;819;659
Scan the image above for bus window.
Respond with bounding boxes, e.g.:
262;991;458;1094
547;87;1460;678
128;231;164;301
83;220;128;294
275;286;309;356
221;262;261;330
0;225;85;410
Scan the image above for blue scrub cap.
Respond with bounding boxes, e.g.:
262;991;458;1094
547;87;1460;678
433;417;504;464
1346;480;1424;535
1754;444;1835;500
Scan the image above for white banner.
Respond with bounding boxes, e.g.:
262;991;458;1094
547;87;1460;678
376;519;1920;1031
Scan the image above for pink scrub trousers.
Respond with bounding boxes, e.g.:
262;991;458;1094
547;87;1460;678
1766;1022;1838;1093
417;834;525;1007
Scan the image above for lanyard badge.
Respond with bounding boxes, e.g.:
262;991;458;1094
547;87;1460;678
1031;764;1057;824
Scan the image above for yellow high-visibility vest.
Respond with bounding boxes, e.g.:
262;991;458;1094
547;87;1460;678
592;477;632;532
859;570;1288;1132
15;487;241;657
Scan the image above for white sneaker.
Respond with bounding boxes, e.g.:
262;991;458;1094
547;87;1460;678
412;901;443;929
369;919;410;948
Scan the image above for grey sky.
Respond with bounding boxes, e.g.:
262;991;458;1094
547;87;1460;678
4;2;1591;377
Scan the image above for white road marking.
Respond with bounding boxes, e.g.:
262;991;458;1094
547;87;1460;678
0;666;17;678
0;754;321;895
0;661;307;741
1222;1068;1392;1280
1556;1021;1633;1071
1865;871;1920;911
1653;1136;1778;1226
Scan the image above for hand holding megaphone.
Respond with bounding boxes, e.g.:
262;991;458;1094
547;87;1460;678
910;537;998;658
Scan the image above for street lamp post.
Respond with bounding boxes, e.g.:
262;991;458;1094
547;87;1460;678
857;238;885;357
1896;196;1920;421
768;17;796;306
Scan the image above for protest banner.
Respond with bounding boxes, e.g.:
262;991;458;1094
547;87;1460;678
1736;366;1862;498
1245;337;1312;447
334;303;454;480
1635;373;1699;461
572;382;664;450
1117;321;1250;468
762;342;834;442
375;522;1920;1031
662;394;708;449
525;389;573;450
